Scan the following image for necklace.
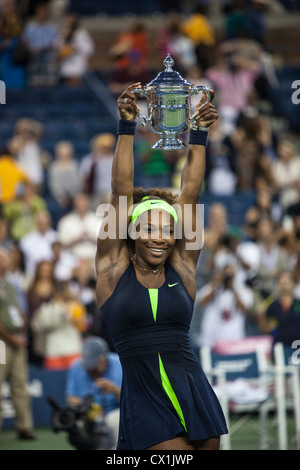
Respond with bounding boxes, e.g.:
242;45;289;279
132;258;164;275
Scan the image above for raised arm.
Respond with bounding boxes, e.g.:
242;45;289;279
95;83;141;306
171;90;218;268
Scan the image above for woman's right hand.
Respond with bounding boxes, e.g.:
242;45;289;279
117;83;142;121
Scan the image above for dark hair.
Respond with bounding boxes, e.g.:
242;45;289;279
133;187;178;206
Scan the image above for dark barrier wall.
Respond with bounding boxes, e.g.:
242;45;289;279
2;366;68;429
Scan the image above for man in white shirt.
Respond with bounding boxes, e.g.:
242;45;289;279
19;209;57;278
57;193;100;262
79;133;116;210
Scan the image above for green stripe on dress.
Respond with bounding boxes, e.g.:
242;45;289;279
158;353;187;432
148;288;158;322
147;288;187;432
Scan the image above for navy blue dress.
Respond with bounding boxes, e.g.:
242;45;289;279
101;262;228;450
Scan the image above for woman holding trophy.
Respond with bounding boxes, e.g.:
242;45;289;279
95;58;228;450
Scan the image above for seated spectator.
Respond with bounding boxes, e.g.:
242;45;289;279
3;180;46;241
272;138;300;210
69;258;96;307
0;0;28;89
56;12;95;86
109;19;150;76
180;4;216;71
57;193;100;265
10;118;44;189
205;39;261;135
47;140;79;224
196;203;238;286
65;336;122;449
0;148;28;204
52;240;78;282
242;186;282;241
22;2;58;86
19;209;57;278
257;270;300;349
0;247;35;440
206;140;237;195
30;279;85;370
255;217;290;298
79;133;116;209
196;262;255;348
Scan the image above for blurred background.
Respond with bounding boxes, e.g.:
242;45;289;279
0;0;300;450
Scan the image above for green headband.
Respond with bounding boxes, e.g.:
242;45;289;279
131;197;178;225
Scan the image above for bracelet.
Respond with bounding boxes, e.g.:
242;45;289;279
189;128;209;147
117;119;137;135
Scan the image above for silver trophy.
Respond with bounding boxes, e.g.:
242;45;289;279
132;54;211;150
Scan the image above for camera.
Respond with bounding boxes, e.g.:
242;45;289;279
47;395;115;450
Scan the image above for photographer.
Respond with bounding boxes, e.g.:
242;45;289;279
65;336;122;449
196;261;255;348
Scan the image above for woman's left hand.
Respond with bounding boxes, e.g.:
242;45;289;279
192;89;218;128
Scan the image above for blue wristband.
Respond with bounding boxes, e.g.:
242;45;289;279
117;119;137;135
189;129;208;147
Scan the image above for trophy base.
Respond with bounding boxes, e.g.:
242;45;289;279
151;135;188;151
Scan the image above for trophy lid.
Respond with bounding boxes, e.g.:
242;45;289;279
145;54;193;88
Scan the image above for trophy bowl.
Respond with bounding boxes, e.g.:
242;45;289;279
132;54;211;150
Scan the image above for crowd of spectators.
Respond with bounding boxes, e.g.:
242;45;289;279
0;0;95;88
0;0;300;440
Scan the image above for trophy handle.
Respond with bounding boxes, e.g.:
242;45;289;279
189;86;211;130
131;88;151;127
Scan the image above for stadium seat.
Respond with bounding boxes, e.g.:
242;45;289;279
273;342;300;450
200;344;277;450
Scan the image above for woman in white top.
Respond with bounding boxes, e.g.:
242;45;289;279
57;12;95;86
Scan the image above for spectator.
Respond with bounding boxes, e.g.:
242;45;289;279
255;217;290;298
47;140;79;223
155;11;197;74
258;270;300;348
223;0;250;40
0;0;28;88
48;140;79;205
242;186;282;241
19;209;57;278
22;2;58;86
196;262;255;348
69;258;96;307
109;19;150;74
180;4;216;71
79;133;116;209
185;64;213;112
206;139;237;195
52;240;78;282
56;193;100;264
0;148;28;204
272;138;300;210
30;279;85;370
196;203;235;286
0;247;35;440
56;12;95;86
6;241;30;314
205;39;261;135
10;118;44;189
65;336;122;449
26;259;56;365
3;180;46;241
